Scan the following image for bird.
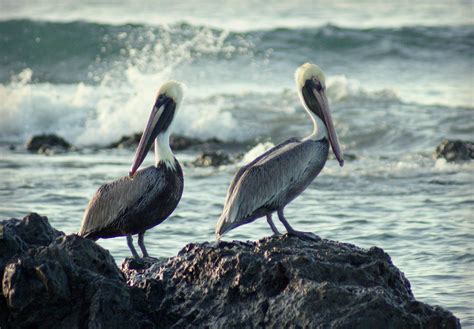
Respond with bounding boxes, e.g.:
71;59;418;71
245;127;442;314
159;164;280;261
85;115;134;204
79;81;185;258
216;63;344;240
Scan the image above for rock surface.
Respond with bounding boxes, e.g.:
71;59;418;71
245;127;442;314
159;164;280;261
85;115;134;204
1;214;151;329
123;238;460;329
25;134;73;154
434;139;474;162
108;133;224;151
1;214;461;329
191;151;233;167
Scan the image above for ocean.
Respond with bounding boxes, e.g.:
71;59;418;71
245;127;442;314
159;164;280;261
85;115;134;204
0;0;473;326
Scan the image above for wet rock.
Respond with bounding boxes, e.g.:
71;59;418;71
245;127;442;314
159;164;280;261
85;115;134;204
108;133;224;151
1;214;152;329
329;152;357;161
434;139;474;162
192;151;232;167
108;133;142;149
25;134;73;154
171;135;223;151
123;236;460;329
1;214;460;329
0;214;64;329
0;213;64;278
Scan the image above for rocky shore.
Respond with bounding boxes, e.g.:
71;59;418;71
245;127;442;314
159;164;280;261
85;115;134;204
0;214;460;329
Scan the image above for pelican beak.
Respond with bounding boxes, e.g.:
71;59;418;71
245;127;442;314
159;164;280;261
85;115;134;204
304;80;344;167
129;96;173;177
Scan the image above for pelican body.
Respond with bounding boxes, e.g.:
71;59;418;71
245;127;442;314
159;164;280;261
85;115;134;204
216;63;344;239
79;81;185;258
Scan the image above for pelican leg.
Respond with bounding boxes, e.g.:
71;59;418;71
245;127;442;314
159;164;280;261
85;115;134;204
277;208;319;241
126;234;139;258
138;232;149;258
266;214;281;236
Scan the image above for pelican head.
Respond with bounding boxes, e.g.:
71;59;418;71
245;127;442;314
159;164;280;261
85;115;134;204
129;81;184;177
295;63;344;167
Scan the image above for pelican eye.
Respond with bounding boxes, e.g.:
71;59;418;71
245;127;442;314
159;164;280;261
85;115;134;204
312;78;323;92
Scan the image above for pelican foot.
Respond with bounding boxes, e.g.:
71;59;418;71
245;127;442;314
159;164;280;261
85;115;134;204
287;230;320;241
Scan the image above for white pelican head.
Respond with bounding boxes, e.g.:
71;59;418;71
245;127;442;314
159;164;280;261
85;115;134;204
129;81;184;176
295;63;344;167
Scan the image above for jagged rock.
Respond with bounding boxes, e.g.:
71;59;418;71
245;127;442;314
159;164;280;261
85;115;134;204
0;213;64;329
0;213;64;278
434;139;474;162
25;134;73;154
171;135;222;151
108;133;224;151
1;214;153;329
123;236;460;329
329;152;357;161
192;151;232;167
108;133;142;149
0;214;461;329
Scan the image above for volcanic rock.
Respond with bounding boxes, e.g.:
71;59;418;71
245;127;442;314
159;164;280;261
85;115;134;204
1;214;152;329
434;139;474;162
25;134;73;154
123;237;460;329
192;151;232;167
0;214;461;329
108;133;224;151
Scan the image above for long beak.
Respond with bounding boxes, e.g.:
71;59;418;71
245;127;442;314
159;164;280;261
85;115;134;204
129;97;170;177
306;82;344;167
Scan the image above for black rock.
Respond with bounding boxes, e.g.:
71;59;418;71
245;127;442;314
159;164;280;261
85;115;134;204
434;139;474;162
192;151;232;167
108;133;142;149
0;213;64;278
329;152;357;161
123;236;460;329
171;135;223;151
1;214;461;329
25;134;72;154
107;133;224;151
1;214;153;329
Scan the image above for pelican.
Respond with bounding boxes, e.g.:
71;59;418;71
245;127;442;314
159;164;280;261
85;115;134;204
79;81;185;258
216;63;344;240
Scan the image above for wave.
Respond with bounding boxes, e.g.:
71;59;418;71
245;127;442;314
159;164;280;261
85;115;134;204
0;19;472;84
1;67;472;150
1;19;472;149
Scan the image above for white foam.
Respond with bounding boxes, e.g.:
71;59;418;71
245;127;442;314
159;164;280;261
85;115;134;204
0;25;250;146
326;75;399;103
241;142;274;165
0;72;245;146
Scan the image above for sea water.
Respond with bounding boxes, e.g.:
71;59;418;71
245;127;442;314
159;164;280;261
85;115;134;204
0;0;473;326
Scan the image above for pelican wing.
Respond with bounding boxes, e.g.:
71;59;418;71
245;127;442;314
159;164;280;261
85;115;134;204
79;167;162;238
226;138;298;198
217;139;319;235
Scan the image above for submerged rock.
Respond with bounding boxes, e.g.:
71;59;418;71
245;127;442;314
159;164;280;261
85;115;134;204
434;139;474;162
329;152;357;161
171;135;223;151
108;132;142;149
25;134;73;154
192;151;232;167
108;133;224;151
1;214;461;329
